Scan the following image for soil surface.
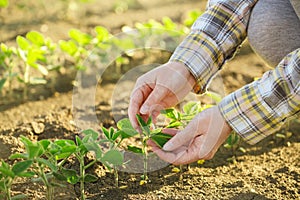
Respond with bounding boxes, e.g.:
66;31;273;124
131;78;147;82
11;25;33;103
0;0;299;200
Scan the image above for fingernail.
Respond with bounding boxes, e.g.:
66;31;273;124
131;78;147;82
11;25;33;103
140;105;149;114
163;141;174;151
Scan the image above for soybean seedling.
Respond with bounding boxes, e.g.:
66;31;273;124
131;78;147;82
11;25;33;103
9;136;76;200
0;43;17;96
16;31;54;98
0;160;33;200
99;125;129;187
127;115;172;185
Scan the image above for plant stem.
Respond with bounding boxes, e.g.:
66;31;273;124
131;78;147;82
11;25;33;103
23;64;30;99
114;168;119;188
39;165;53;200
5;178;12;200
142;139;148;181
78;155;86;200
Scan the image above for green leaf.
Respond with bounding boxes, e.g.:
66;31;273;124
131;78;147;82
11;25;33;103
82;129;99;141
9;153;28;160
61;169;79;184
109;127;114;139
150;132;173;148
116;118;138;138
55;152;73;160
26;31;45;46
102;127;110;139
136;114;150;135
183;101;200;115
75;135;83;146
166;121;182;128
18;171;35;178
127;145;143;154
59;40;78;56
0;165;14;178
111;130;121;141
83;142;102;160
39;140;51;151
20;136;42;159
12;160;33;176
94;26;110;42
16;36;30;50
11;194;27;200
69;29;92;46
53;172;67;181
102;149;124;166
162;17;176;30
84;174;98;183
161;108;178;120
54;139;75;147
36;158;57;171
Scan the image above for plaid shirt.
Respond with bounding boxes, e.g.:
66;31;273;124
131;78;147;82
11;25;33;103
170;0;300;144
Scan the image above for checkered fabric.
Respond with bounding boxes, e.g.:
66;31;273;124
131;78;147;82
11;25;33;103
170;0;300;144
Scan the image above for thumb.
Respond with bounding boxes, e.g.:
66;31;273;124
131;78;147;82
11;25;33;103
140;84;169;115
162;118;200;151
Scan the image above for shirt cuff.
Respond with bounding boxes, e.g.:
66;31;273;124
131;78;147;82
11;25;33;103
169;31;225;94
218;81;285;145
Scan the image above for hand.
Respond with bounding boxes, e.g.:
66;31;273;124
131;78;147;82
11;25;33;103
148;106;232;165
128;61;196;129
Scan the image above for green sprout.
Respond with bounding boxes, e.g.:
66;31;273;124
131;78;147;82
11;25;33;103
126;115;172;185
0;160;33;200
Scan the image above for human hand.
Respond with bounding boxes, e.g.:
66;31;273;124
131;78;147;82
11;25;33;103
128;61;196;129
148;106;232;165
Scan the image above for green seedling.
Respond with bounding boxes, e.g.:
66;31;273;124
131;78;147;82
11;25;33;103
0;160;33;200
0;43;17;96
126;115;172;185
16;31;56;98
53;129;125;199
100;125;131;187
9;136;75;200
68;131;100;200
59;29;93;71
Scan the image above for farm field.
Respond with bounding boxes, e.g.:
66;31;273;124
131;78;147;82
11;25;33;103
0;0;299;199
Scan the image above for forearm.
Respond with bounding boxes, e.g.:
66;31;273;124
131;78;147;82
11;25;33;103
219;49;300;144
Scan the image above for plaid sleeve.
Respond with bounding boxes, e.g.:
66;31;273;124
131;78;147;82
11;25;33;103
219;49;300;145
169;0;258;93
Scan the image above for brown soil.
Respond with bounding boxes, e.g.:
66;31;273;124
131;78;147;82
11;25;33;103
0;0;299;200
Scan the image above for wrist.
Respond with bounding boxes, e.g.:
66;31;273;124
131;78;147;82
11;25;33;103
167;61;197;89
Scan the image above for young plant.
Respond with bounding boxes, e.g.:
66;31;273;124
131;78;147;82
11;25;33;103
9;136;73;200
100;124;129;187
54;129;125;199
0;160;33;200
59;29;93;71
16;31;55;98
127;115;172;185
0;43;17;96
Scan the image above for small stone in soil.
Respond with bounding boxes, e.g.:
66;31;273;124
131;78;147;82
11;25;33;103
31;122;45;134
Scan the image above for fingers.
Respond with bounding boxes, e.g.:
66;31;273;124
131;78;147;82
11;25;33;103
162;117;200;151
162;128;178;136
128;84;152;129
140;84;169;115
